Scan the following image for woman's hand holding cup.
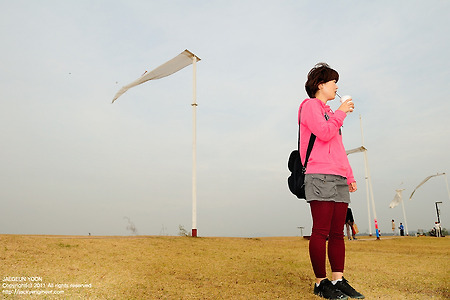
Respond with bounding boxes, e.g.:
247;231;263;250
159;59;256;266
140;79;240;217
338;95;354;114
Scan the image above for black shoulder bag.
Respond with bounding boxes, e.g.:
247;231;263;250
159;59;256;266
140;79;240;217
287;108;316;199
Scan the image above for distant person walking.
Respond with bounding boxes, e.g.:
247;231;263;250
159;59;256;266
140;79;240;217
399;223;405;236
345;208;357;240
391;220;396;236
299;63;364;299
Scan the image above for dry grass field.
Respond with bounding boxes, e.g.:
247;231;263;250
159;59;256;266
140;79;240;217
1;234;448;299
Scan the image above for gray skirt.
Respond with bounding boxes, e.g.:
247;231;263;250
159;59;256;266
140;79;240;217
305;174;351;203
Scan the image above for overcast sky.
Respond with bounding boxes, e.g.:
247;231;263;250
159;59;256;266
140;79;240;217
1;0;449;237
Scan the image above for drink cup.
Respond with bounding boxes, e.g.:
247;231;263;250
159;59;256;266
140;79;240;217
340;95;353;114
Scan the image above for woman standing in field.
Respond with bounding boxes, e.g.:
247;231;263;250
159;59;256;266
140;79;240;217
299;63;364;299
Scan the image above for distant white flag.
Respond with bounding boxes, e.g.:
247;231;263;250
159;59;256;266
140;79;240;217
346;146;367;155
112;49;201;103
409;173;445;201
389;190;404;208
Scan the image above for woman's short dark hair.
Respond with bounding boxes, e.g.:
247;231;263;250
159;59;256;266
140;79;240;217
305;62;339;98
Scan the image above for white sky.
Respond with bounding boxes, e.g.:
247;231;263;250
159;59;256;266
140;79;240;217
1;0;449;237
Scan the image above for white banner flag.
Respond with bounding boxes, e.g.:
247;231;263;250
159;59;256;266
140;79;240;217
112;49;200;103
389;190;403;208
409;173;445;201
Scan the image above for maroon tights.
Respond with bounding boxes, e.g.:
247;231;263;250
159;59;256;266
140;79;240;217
309;201;348;278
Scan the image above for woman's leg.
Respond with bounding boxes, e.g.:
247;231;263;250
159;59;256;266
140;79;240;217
309;201;335;281
328;202;348;278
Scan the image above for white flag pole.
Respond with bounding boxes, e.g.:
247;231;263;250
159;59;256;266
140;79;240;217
111;50;201;237
400;196;408;235
363;151;373;236
395;189;409;235
191;56;198;237
360;115;379;239
358;115;372;236
346;144;372;236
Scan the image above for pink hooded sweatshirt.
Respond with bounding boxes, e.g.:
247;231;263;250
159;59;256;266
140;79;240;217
298;98;355;185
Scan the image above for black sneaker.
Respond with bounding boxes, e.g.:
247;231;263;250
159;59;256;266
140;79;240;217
314;279;349;299
334;277;365;299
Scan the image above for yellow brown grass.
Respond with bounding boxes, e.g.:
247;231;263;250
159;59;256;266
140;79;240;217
1;235;448;299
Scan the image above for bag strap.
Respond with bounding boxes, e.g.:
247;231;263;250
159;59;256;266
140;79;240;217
298;106;316;172
303;131;316;171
